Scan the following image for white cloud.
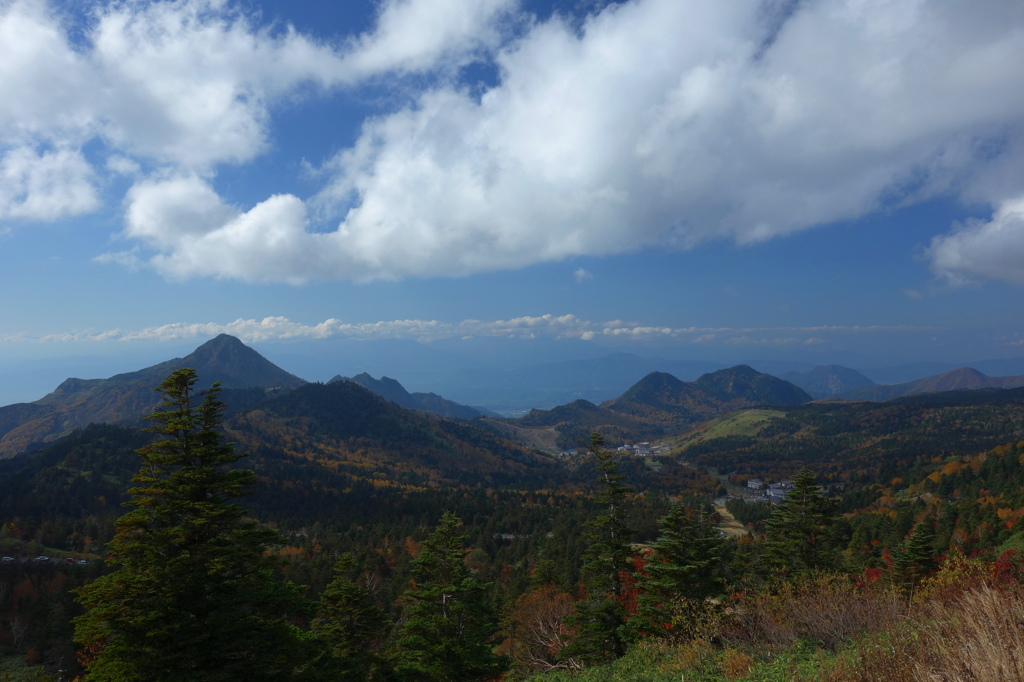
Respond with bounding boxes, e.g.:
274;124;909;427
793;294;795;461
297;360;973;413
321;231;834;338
927;195;1024;286
0;0;97;144
574;267;592;283
120;174;337;283
0;146;98;220
106;155;141;176
0;0;323;166
87;0;347;167
3;0;1024;285
338;0;517;79
0;0;523;237
8;314;930;347
124;0;1024;283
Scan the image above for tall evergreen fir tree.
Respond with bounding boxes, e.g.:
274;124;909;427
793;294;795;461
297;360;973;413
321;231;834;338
629;504;726;641
393;512;507;681
74;369;307;681
562;433;634;667
894;522;938;592
306;553;389;681
759;469;838;580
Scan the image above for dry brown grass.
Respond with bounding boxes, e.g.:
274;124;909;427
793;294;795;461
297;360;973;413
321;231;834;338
821;553;1024;682
722;573;904;655
912;583;1024;681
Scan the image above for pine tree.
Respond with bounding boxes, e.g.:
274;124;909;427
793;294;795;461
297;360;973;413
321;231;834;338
306;553;389;680
393;512;507;681
562;433;634;666
74;369;307;681
759;469;838;579
629;503;726;641
894;522;937;592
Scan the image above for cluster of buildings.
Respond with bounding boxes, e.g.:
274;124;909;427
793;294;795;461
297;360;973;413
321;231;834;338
616;442;668;457
558;441;670;458
744;478;795;505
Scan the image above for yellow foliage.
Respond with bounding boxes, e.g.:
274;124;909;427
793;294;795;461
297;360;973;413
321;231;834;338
719;648;754;680
940;461;964;476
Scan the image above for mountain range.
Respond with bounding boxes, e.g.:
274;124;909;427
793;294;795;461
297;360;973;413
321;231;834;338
7;334;1024;466
835;367;1024;401
484;365;812;450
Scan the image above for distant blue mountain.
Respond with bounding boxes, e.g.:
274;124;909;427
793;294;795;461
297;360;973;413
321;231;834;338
329;373;498;419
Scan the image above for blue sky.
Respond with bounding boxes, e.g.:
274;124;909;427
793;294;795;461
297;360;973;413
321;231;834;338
1;0;1023;403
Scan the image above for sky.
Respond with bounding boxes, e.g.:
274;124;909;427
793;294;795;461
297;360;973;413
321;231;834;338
1;0;1023;404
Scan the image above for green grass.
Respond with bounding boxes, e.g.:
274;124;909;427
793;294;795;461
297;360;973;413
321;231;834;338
669;410;785;453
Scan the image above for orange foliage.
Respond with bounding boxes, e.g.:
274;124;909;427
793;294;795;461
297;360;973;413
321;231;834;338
404;536;422;559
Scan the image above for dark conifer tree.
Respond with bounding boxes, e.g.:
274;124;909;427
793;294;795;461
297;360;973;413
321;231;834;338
306;553;389;680
562;433;634;666
894;521;937;592
759;469;838;579
74;369;307;681
629;504;726;641
393;512;507;681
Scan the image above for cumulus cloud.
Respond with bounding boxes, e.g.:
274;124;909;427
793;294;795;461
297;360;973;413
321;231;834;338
0;0;344;166
122;0;1024;283
0;146;98;220
120;174;337;283
338;0;516;79
0;0;523;234
87;0;350;167
927;195;1024;286
3;0;1024;286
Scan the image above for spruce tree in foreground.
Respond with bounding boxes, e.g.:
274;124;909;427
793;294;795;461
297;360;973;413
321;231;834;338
759;469;838;580
393;512;507;681
629;503;726;641
562;433;634;667
894;522;937;592
74;369;307;681
307;553;389;680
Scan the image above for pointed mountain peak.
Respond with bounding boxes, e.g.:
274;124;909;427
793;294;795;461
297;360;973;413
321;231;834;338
180;335;305;389
1;335;305;457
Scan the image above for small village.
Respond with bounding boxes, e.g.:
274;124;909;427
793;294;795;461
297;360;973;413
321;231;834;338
741;478;795;505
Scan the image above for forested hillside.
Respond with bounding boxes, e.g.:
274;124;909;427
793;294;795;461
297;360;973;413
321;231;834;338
672;386;1024;483
6;347;1024;679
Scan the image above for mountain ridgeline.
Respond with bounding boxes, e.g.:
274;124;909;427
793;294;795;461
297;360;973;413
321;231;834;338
836;366;1024;401
492;365;812;450
0;335;306;458
329;372;495;419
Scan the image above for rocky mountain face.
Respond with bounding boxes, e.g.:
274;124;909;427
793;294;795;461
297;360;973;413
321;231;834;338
0;335;306;458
